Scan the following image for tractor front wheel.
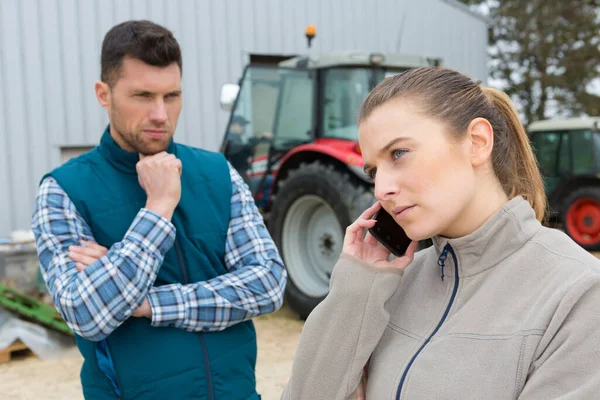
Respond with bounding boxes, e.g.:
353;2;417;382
269;161;374;319
562;187;600;251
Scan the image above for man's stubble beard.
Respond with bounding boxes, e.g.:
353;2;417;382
110;109;171;156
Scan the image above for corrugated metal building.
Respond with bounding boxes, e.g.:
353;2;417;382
0;0;488;238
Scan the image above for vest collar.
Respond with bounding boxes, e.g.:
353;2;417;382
97;125;176;175
432;196;542;278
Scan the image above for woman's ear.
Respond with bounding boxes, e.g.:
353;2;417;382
467;118;494;168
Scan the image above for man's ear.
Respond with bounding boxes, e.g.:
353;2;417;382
467;117;494;168
95;81;111;110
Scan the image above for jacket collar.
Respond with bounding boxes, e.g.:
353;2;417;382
97;125;176;175
432;196;542;278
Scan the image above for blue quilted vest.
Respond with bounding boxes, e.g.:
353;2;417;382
47;127;259;399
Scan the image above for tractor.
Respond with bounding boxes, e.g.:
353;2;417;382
218;27;439;318
528;117;600;251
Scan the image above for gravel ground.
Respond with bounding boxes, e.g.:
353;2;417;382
0;306;304;400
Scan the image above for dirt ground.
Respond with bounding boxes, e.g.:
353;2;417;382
0;306;304;400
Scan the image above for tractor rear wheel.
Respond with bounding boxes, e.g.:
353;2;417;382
269;161;374;319
562;187;600;251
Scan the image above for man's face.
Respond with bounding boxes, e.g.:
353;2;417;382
96;57;183;155
229;122;245;135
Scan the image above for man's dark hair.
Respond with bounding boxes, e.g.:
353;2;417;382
100;20;182;86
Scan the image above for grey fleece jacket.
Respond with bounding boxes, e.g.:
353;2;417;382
282;196;600;399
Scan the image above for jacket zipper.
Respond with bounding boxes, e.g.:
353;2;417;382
174;239;215;400
395;244;459;400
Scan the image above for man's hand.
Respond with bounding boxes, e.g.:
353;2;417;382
136;152;182;220
69;240;108;272
69;240;152;318
132;298;152;318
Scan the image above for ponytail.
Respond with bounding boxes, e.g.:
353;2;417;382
482;87;547;222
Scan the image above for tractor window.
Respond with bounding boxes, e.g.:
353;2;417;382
273;70;314;150
321;68;372;141
532;131;570;194
558;133;570;175
532;132;560;175
225;66;281;146
571;129;596;175
222;66;281;186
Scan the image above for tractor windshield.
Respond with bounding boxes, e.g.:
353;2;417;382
320;67;405;141
531;128;600;194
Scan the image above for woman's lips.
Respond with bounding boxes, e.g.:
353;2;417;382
394;205;415;221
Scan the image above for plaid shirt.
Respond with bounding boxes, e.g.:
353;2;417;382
32;163;286;341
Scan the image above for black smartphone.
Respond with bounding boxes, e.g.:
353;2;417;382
368;207;412;257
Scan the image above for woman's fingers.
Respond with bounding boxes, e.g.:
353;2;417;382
403;240;419;259
75;262;87;272
344;217;377;250
359;201;381;220
391;240;419;268
364;229;379;246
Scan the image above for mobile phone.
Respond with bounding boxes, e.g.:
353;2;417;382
368;207;412;257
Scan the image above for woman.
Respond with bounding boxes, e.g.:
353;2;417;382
281;67;600;399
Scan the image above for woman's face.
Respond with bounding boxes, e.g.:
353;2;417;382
359;99;478;240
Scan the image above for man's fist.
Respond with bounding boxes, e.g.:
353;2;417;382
136;152;182;220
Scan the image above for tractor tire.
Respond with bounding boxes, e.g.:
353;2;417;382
269;161;374;319
561;187;600;251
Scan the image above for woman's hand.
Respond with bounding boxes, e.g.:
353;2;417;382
354;366;368;400
342;202;418;270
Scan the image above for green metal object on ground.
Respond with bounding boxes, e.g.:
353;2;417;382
0;284;72;336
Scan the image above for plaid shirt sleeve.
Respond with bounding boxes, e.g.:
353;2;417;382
146;163;287;332
31;177;176;341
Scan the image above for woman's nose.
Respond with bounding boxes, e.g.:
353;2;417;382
374;173;400;201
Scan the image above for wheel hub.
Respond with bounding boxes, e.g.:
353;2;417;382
566;197;600;246
319;233;336;256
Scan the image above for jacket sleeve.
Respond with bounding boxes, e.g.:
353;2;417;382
519;275;600;399
281;253;404;400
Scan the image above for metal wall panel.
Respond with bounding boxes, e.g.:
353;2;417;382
0;0;488;237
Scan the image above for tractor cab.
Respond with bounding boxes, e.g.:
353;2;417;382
219;50;437;207
528;117;600;250
219;26;438;318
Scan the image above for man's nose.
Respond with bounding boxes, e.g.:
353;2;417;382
149;101;168;123
374;173;400;201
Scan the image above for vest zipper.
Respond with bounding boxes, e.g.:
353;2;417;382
106;340;124;400
174;239;215;400
174;239;189;284
395;244;459;400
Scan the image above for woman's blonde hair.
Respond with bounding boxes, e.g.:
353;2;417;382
359;67;547;221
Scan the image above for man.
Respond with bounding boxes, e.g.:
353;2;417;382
31;20;287;399
223;115;273;186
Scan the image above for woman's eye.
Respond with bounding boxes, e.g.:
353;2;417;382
393;149;407;160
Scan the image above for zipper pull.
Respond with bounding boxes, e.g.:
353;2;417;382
437;246;449;282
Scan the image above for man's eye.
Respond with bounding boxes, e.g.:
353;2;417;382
366;170;376;180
